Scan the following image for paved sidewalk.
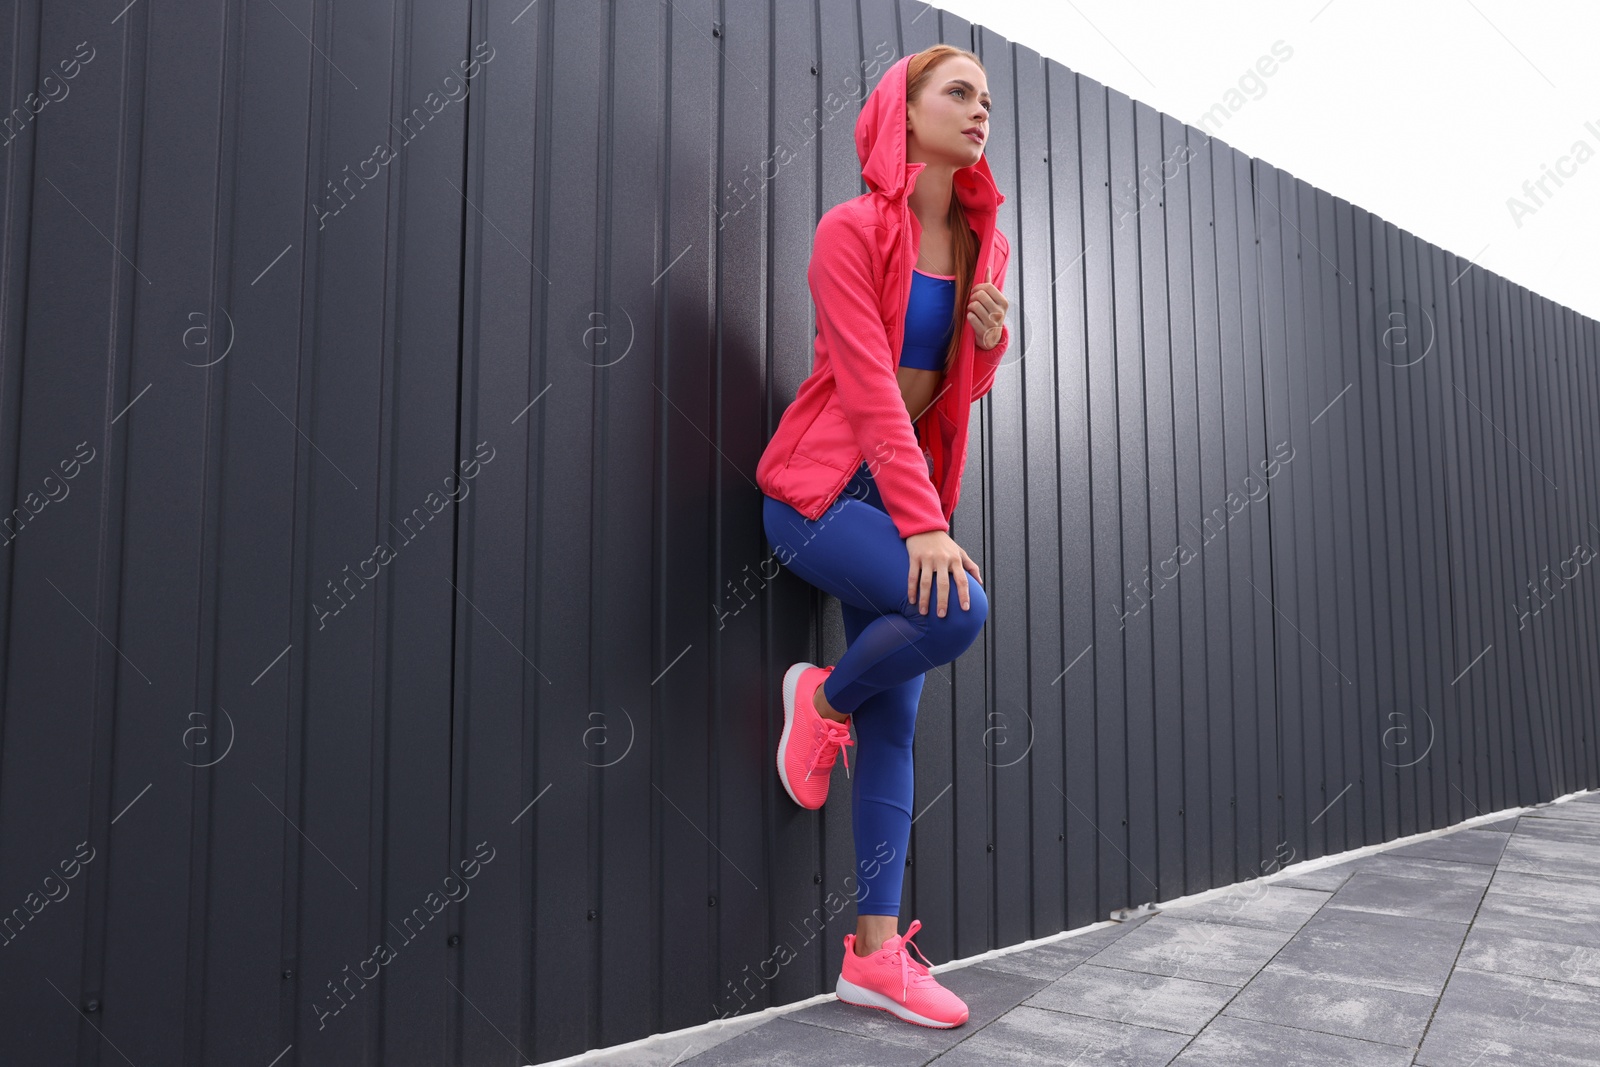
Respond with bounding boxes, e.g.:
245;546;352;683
569;792;1600;1066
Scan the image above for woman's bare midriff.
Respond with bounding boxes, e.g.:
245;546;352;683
896;365;943;425
898;221;954;429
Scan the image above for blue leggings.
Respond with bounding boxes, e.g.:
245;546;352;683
762;460;988;916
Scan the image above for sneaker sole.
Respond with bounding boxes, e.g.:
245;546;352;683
778;662;818;809
835;975;967;1028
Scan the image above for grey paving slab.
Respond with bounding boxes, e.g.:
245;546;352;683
786;963;1044;1055
1265;906;1467;995
1477;815;1522;832
1509;814;1600;846
1024;963;1236;1035
1520;816;1600;837
953;916;1153;981
1084;916;1294;987
1498;832;1600;882
1457;926;1600;988
1523;803;1600;825
1510;826;1600;856
598;802;1600;1067
676;1016;929;1065
574;1017;770;1067
1415;967;1600;1067
1356;852;1498;888
1544;804;1600;824
961;944;1095;982
967;930;1132;981
1221;965;1436;1047
928;1004;1190;1066
1167;1014;1415;1066
1510;822;1600;856
1323;860;1489;923
1384;828;1510;866
1270;860;1361;891
1156;884;1328;932
1077;914;1159;942
1472;869;1600;949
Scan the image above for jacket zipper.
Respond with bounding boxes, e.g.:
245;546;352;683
810;192;996;523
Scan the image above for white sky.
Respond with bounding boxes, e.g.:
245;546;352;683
934;0;1600;323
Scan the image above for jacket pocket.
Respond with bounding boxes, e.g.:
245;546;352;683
792;395;859;473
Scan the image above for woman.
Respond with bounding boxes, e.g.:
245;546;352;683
755;45;1012;1030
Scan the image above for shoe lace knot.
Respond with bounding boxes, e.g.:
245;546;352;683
805;716;854;780
885;919;936;1001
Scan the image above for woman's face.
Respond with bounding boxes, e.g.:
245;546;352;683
906;55;991;168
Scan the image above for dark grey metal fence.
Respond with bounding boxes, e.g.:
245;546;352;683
1;1;1594;1064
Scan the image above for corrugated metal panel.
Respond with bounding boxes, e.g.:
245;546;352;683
0;1;1595;1063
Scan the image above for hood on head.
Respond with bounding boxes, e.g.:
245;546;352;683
854;51;1004;211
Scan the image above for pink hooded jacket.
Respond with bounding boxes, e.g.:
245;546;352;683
755;52;1011;539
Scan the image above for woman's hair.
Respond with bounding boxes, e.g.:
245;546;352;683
906;45;987;372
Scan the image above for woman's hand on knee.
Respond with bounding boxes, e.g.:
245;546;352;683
905;531;977;618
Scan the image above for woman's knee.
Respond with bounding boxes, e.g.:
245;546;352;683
935;576;988;651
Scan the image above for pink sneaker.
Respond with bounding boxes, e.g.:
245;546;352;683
777;663;852;809
837;920;969;1028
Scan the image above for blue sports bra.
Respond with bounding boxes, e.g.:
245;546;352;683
899;268;957;371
